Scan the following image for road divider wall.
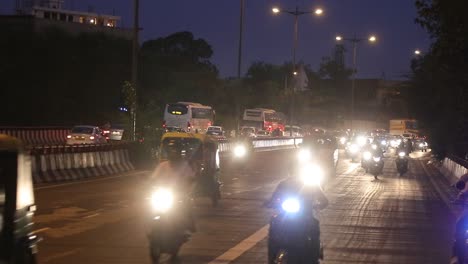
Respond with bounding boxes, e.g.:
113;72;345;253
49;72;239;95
28;137;303;183
438;154;468;183
30;144;134;183
0;127;69;146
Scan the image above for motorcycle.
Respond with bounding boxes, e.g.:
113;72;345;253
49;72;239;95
346;143;361;162
395;151;409;175
369;154;384;180
147;187;193;263
267;164;325;264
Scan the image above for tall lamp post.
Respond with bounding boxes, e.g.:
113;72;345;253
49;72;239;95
335;34;377;130
272;6;323;74
131;0;140;141
272;5;323;135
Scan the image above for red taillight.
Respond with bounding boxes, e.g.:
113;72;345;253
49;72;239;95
67;135;72;139
103;130;110;134
208;121;212;126
162;120;166;128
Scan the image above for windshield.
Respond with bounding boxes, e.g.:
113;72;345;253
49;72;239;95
167;104;189;115
191;108;213;119
71;127;94;134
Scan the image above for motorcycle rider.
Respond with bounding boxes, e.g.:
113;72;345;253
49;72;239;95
150;144;198;232
267;163;329;262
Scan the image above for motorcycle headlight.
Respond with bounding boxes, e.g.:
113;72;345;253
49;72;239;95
233;145;247;158
349;144;359;153
373;156;381;162
340;137;347;145
419;143;424;148
357;136;367;146
297;149;311;162
299;164;323;186
424;142;428;146
281;198;301;213
151;188;174;213
371;144;377;150
381;140;387;145
398;152;406;157
363;151;372;160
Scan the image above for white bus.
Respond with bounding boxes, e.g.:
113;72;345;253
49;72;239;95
242;108;285;132
163;102;215;133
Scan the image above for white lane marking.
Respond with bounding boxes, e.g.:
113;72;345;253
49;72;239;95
208;224;269;264
82;213;100;219
32;227;50;234
35;170;149;190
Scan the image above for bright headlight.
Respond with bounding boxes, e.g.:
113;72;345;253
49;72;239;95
381;140;387;145
349;144;359;153
363;151;372;160
371;144;377;150
357;136;367;146
151;188;174;213
340;137;347;145
398;152;406;157
419;143;424;148
373;156;381;162
297;149;311;162
281;198;300;213
299;164;323;186
233;145;247;158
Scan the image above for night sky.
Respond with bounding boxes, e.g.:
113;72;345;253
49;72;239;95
3;0;430;79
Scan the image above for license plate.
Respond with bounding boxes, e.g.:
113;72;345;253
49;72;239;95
112;131;121;135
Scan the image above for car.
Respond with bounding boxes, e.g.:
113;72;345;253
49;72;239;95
240;127;256;138
101;124;125;141
66;125;107;145
414;139;428;152
207;126;223;133
256;130;271;137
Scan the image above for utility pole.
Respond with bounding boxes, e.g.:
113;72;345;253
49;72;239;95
131;0;139;141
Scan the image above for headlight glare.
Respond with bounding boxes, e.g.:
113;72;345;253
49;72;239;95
299;164;323;186
233;145;247;157
151;188;174;213
398;152;406;157
281;198;300;213
363;151;372;160
297;149;311;162
373;156;381;162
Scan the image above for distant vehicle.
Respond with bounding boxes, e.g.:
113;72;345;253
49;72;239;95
163;102;215;133
101;124;125;141
256;130;271;137
284;125;303;137
164;126;184;133
242;108;285;132
206;126;226;140
389;119;419;138
414;139;428;152
207;126;223;133
66;125;106;145
240;127;256;138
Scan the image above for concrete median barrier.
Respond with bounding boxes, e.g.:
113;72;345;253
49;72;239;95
30;143;134;183
438;154;468;183
0;126;70;146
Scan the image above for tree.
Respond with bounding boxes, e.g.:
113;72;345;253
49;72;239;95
410;0;468;156
138;31;219;128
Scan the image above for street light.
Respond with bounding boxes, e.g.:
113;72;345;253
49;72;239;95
272;5;323;135
272;6;324;73
414;49;421;55
335;34;378;130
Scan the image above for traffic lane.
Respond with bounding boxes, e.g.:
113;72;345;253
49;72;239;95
33;149;294;264
233;151;454;264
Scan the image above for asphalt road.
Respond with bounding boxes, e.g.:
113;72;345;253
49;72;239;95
33;149;455;264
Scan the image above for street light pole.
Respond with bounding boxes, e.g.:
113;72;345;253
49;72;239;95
131;0;139;141
272;5;323;135
237;0;244;79
335;34;377;131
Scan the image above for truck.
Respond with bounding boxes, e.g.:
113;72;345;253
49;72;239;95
389;119;419;138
